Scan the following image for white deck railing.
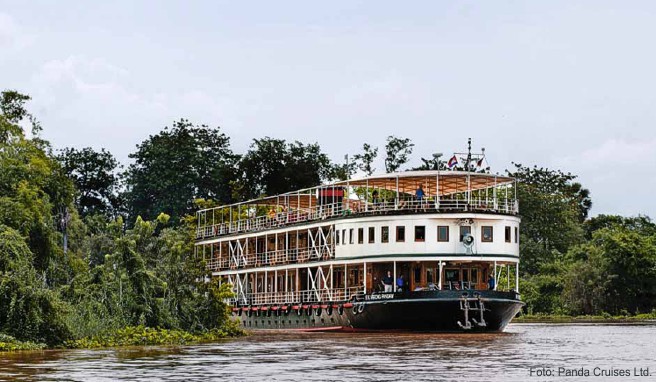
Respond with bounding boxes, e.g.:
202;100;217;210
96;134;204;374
228;287;363;306
197;198;518;240
205;245;334;271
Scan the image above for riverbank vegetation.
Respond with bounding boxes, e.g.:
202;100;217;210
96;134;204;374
1;90;655;351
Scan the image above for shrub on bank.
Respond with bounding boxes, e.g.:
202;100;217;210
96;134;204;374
0;333;46;352
65;323;245;349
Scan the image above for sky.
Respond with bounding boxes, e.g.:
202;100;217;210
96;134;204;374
1;1;655;217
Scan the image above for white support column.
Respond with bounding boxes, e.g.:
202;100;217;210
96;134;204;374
438;261;443;290
275;269;278;294
330;264;334;290
363;262;367;294
515;263;519;292
365;179;369;212
435;172;440;210
393;261;397;292
493;261;497;291
395;176;399;209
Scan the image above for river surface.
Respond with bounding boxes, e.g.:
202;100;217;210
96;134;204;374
1;323;655;381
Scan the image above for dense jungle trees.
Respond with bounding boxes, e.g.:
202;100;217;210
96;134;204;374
1;88;655;348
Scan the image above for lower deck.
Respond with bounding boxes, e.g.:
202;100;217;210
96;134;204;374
233;289;523;332
222;260;519;308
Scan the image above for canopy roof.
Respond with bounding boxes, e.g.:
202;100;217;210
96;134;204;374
340;171;513;198
198;171;514;212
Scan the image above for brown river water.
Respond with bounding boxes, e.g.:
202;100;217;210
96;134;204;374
1;323;655;381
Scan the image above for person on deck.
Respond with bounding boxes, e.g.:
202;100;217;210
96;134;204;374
396;274;405;292
382;271;394;292
372;190;380;210
488;275;496;290
415;184;425;210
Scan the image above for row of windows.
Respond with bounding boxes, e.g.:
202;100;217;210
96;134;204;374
335;225;519;245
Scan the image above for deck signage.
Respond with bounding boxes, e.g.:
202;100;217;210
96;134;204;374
365;293;394;300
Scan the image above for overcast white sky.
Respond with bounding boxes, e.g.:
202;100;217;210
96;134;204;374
1;1;655;217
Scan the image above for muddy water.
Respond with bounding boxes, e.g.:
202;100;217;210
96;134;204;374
1;323;655;381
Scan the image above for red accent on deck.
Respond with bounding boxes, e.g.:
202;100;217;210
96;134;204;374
343;303;354;308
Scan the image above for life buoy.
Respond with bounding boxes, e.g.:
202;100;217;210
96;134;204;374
357;304;365;314
297;307;303;316
327;306;333;316
315;307;322;316
338;305;344;315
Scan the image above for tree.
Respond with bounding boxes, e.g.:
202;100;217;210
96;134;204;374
507;163;588;275
58;147;121;217
0;225;72;345
124;119;238;224
353;143;378;175
412;153;445;171
384;136;414;172
236;138;334;200
562;224;656;315
0;91;75;273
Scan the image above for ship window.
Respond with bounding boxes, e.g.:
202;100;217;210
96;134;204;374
381;226;389;243
368;227;375;243
482;226;493;242
445;269;459;282
396;226;405;242
342;229;346;245
414;226;425;242
505;226;511;243
471;268;479;284
459;226;471;242
358;228;364;244
514;227;519;243
437;226;449;242
427;268;434;283
414;267;422;283
349;229;354;244
336;230;340;245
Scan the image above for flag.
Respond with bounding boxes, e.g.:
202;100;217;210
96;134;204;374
476;157;484;167
447;155;458;168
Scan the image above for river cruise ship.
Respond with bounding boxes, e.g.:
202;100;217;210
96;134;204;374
195;166;523;332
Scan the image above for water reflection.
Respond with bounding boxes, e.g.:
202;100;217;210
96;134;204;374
1;324;655;381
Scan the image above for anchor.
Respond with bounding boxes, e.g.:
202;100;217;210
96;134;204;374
470;293;487;328
457;293;472;330
457;293;487;330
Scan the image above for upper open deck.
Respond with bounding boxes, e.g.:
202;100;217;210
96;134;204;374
196;170;517;241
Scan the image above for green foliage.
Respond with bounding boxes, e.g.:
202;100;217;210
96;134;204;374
58;147;121;217
0;333;46;351
353;143;378;175
65;324;243;349
562;225;656;315
507;163;588;275
0;225;72;345
125;119;238;224
236;137;334;199
384;136;414;172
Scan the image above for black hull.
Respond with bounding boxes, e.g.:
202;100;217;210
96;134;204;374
234;290;523;333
